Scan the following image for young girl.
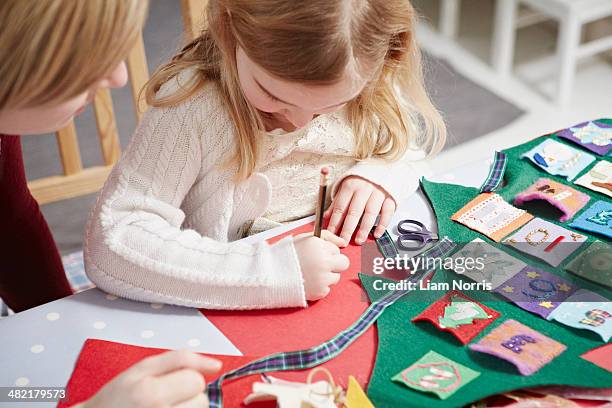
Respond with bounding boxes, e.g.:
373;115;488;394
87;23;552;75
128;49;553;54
84;0;445;309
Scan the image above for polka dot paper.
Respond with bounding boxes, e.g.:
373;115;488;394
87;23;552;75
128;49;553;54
392;351;480;400
469;319;566;376
522;139;595;181
451;193;533;242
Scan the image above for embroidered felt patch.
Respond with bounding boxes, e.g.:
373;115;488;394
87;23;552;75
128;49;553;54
451;193;533;242
514;178;590;222
557;120;612;156
569;200;612;239
565;240;612;289
581;344;612;373
574;161;612;198
449;239;526;290
392;350;480;400
503;218;587;267
522;139;595;181
469;319;566;376
547;289;611;342
494;266;577;318
412;291;500;344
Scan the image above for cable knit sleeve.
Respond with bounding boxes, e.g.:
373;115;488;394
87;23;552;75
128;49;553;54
331;148;432;205
84;82;306;310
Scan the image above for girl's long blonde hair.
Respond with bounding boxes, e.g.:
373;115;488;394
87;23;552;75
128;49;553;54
0;0;149;109
147;0;445;180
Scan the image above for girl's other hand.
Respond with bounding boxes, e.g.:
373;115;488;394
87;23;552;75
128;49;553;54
293;230;350;301
79;350;222;408
325;176;396;246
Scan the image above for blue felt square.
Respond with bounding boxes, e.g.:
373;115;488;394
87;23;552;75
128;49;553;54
522;139;595;181
569;200;612;239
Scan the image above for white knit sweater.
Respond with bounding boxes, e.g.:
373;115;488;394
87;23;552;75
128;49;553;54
84;73;430;309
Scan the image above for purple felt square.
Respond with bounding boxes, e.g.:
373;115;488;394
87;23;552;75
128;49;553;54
557;120;612;156
494;266;577;318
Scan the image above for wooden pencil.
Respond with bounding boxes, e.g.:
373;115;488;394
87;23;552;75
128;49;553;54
314;167;329;238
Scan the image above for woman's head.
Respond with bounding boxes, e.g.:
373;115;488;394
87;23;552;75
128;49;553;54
0;0;149;134
148;0;445;179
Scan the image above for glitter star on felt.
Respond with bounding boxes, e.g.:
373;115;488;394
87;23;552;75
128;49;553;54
526;271;540;279
539;301;554;309
557;283;572;292
501;286;514;293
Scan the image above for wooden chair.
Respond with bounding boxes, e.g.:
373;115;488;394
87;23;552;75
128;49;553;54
27;1;209;205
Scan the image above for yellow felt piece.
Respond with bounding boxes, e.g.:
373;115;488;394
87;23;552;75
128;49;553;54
345;376;375;408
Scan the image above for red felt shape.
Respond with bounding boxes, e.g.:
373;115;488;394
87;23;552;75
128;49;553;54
202;222;377;389
581;344;612;373
412;290;500;345
59;339;268;408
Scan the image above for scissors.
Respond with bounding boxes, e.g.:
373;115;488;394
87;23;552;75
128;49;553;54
396;219;438;251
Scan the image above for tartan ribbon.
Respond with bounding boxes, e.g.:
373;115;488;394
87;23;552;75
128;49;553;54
375;229;400;259
479;151;507;193
206;237;456;407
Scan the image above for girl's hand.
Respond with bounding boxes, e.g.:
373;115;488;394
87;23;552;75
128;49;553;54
79;350;222;408
293;230;349;301
325;176;396;246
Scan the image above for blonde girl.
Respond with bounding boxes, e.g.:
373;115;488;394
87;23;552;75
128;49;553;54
1;2;222;406
85;0;445;309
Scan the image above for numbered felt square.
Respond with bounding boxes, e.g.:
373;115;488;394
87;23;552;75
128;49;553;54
522;139;595;181
503;218;587;267
514;178;590;222
565;241;612;289
412;291;500;344
569;200;612;239
494;266;577;318
469;319;566;376
575;161;612;198
450;239;526;289
547;289;611;342
557;120;612;156
451;193;533;242
392;351;480;400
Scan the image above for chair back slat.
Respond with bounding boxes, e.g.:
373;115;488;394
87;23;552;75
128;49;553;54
56;122;83;175
93;88;120;166
126;33;149;121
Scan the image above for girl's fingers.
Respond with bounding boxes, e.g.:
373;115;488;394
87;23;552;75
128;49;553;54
320;230;346;248
173;392;209;408
338;191;370;245
325;271;342;286
330;253;350;272
326;188;354;235
134;350;222;377
155;369;206;405
355;192;384;245
374;198;396;238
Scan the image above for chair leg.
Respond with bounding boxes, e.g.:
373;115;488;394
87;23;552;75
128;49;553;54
557;15;581;106
440;0;461;39
491;0;518;77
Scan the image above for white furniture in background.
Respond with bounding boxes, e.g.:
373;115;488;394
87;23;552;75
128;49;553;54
492;0;612;106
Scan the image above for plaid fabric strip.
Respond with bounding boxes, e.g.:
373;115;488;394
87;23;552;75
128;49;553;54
479;151;507;193
375;230;399;259
206;237;456;407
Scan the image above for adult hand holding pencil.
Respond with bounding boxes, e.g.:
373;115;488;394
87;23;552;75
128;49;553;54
292;167;349;301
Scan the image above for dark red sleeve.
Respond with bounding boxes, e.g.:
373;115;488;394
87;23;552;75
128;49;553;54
0;135;73;312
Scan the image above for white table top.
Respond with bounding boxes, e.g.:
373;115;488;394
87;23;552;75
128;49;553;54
0;158;491;407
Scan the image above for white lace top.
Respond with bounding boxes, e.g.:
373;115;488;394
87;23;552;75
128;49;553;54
84;71;430;310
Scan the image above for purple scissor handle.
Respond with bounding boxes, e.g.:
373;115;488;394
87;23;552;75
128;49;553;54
396;219;439;251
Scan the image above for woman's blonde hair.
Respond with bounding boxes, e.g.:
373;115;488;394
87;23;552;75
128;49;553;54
147;0;445;180
0;0;149;109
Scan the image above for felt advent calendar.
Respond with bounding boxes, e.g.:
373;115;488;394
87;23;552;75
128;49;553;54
61;120;612;408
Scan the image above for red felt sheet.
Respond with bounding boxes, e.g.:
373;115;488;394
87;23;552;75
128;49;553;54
58;339;264;408
202;222;378;390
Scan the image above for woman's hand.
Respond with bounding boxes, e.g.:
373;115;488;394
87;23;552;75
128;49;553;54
78;350;222;408
294;230;349;301
325;176;396;246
